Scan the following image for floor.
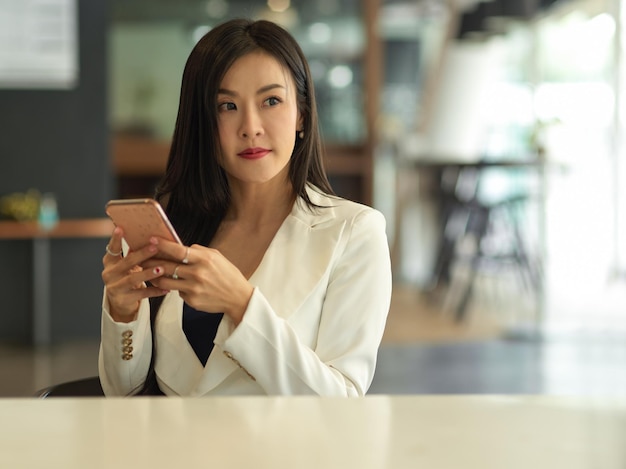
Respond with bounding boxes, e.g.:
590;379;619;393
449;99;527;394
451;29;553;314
2;284;626;397
370;284;626;396
370;338;626;395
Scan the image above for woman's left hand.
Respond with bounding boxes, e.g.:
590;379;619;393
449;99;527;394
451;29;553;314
143;239;254;325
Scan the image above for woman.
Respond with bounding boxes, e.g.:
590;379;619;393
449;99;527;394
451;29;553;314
99;18;391;396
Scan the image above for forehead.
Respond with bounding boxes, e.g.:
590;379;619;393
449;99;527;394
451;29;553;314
220;51;294;90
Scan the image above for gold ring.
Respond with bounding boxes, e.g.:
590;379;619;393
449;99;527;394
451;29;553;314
182;246;190;265
172;266;180;280
105;244;122;257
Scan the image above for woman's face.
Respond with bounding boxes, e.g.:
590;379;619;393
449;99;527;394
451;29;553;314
216;51;302;187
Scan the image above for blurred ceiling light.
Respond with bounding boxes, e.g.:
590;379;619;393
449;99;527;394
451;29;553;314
205;0;228;18
268;0;290;13
309;22;331;44
256;6;299;29
328;65;353;89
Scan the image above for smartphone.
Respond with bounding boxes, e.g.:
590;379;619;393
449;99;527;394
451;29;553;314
105;199;182;251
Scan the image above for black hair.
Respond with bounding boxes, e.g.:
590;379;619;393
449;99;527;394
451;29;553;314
155;18;334;245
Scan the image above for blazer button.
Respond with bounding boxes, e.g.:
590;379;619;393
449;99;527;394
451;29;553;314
122;330;133;339
123;346;133;354
121;353;133;360
122;338;132;346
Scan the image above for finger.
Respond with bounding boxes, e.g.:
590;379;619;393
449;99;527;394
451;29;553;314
107;265;168;302
126;264;167;287
103;243;162;287
117;238;160;269
140;259;171;271
154;239;193;263
111;285;169;314
142;285;170;299
132;286;170;305
150;268;185;290
105;227;124;257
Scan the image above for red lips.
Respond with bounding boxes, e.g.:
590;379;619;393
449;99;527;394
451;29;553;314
238;147;271;160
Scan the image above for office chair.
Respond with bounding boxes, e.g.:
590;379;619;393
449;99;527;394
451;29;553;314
34;376;104;398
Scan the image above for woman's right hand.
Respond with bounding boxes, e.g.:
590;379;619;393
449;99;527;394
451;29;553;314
101;227;169;323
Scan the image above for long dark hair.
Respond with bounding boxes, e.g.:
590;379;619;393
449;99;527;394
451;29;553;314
155;18;334;246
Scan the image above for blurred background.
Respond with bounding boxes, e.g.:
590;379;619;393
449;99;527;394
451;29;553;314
2;0;626;396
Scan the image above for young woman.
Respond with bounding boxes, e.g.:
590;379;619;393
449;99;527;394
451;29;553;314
99;18;392;396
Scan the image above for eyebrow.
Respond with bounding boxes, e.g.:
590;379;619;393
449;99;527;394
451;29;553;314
218;83;286;96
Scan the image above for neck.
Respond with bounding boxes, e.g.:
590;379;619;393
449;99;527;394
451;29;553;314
226;179;296;228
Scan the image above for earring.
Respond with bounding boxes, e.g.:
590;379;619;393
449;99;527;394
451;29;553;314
298;130;304;139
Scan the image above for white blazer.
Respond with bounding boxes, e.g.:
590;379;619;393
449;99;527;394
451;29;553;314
99;188;392;396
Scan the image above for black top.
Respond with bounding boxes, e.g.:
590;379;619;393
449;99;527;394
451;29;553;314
182;303;223;366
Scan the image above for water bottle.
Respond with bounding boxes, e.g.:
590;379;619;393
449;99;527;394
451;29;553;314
38;192;59;231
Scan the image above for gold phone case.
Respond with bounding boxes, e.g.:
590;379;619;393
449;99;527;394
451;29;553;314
105;199;182;251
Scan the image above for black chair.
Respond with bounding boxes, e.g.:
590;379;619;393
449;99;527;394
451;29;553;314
449;193;541;321
35;376;104;398
427;162;541;321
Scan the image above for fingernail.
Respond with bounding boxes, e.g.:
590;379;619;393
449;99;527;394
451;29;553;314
150;237;158;244
114;227;122;235
153;267;162;275
149;245;157;253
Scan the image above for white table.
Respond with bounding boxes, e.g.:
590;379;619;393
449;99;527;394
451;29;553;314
1;395;625;468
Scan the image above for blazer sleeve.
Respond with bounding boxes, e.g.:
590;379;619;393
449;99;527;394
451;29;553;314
98;291;153;396
215;208;392;396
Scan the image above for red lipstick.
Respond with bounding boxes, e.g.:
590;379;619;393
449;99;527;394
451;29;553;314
238;147;271;160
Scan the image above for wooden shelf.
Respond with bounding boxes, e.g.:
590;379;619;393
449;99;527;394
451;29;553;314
112;136;373;204
0;219;114;240
324;144;371;175
113;135;169;176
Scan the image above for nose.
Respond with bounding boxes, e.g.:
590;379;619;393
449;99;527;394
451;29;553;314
239;107;263;139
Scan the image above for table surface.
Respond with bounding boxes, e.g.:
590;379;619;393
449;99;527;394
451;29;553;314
1;395;625;469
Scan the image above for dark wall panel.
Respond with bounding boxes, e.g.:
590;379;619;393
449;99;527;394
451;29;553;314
0;0;112;343
50;240;106;342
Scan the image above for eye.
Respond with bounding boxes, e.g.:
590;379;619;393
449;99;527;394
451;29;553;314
263;96;282;107
218;102;236;112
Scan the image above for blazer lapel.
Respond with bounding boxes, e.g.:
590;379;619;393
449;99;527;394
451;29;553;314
250;199;345;319
154;292;238;396
164;187;346;395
